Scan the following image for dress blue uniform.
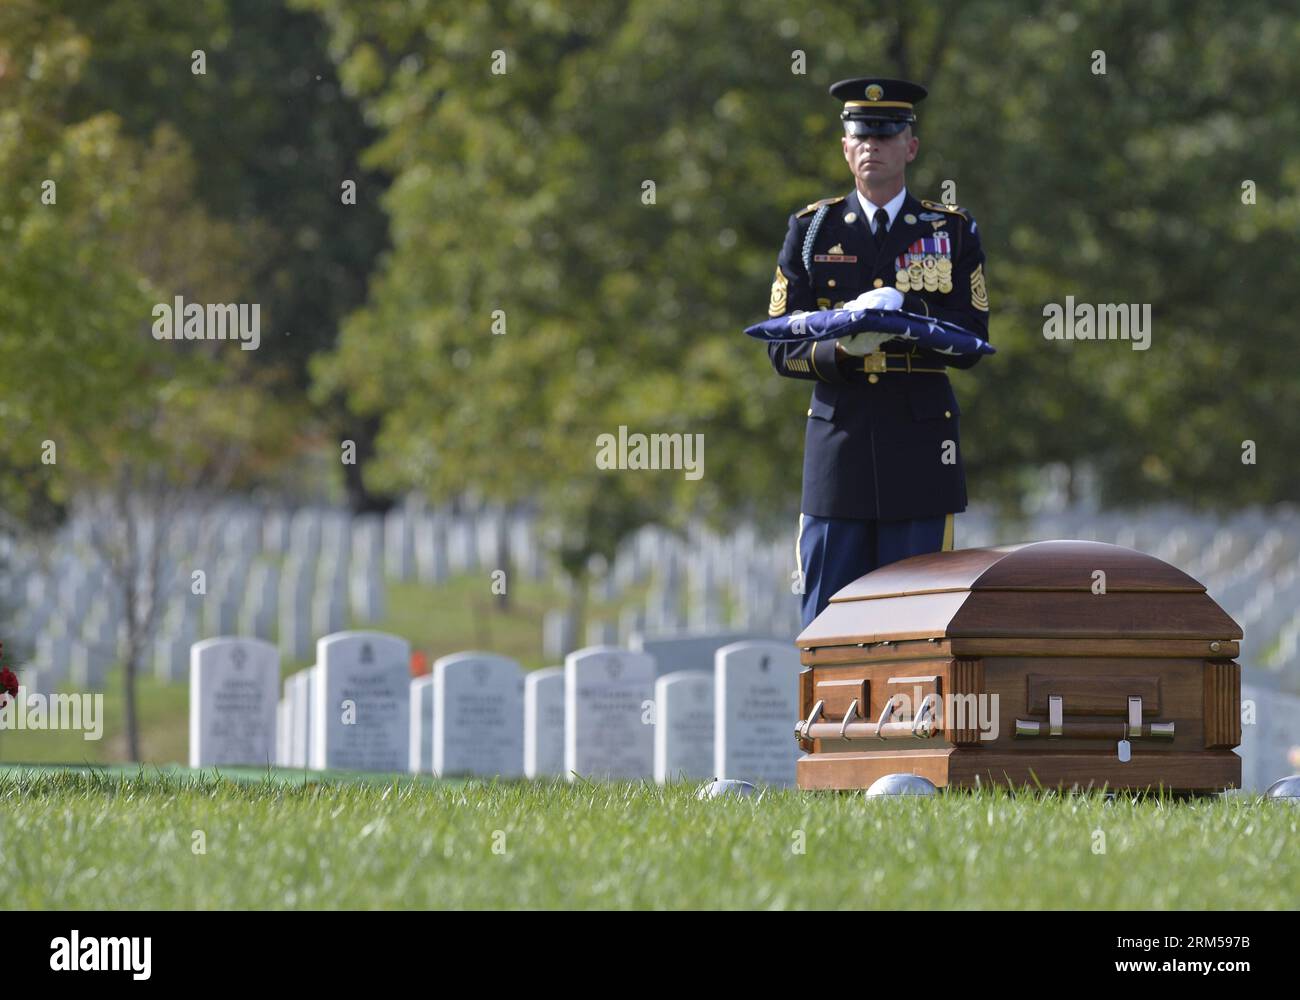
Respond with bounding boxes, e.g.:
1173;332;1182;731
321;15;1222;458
767;78;991;629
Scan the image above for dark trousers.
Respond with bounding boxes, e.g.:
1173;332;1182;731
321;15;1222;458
797;513;954;630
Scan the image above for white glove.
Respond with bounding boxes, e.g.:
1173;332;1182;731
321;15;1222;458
839;287;904;354
837;331;893;356
846;287;904;312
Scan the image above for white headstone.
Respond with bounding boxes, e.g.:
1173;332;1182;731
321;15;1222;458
408;674;435;774
312;631;410;772
263;509;290;553
524;667;565;778
351;514;384;569
189;637;279;768
279;596;313;661
312;587;347;640
415;513;449;584
1239;682;1300;791
564;646;655;781
70;640;114;689
384;508;415;581
543;609;577;660
17;667;51;698
239;563;279;641
276;697;291;766
618;607;646;646
585;619;618;648
432;652;524;778
715;640;802;786
287;668;313;768
654;670;715;783
349;565;386;623
154;636;192;683
632;631;767;676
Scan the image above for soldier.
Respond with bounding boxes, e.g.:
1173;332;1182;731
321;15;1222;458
766;77;991;629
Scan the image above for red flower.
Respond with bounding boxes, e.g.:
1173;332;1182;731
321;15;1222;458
0;667;18;699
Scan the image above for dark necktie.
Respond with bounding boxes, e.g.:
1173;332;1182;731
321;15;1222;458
873;207;889;248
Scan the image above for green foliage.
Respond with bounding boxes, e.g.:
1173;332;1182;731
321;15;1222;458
305;0;1300;568
58;0;390;383
4;0;1297;553
0;5;302;514
0;0;392;527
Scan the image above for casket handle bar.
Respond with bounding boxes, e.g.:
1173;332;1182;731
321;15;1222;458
795;699;826;745
874;694;898;739
912;693;938;738
1015;695;1175;740
839;699;859;739
795;694;941;743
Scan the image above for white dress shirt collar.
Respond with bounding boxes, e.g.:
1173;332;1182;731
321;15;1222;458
856;186;908;234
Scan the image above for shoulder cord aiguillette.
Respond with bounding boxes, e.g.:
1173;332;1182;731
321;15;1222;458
801;204;830;277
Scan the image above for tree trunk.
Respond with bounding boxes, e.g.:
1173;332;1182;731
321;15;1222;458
120;488;141;764
123;642;140;762
340;411;397;514
494;510;513;613
566;571;587;657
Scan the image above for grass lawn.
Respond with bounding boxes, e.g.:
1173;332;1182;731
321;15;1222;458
5;571;1289;911
0;767;1294;909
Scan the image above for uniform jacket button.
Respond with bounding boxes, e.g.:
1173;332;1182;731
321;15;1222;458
807;408;813;416
945;410;952;418
867;373;879;384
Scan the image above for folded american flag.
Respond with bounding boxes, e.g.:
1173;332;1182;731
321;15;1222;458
744;307;995;358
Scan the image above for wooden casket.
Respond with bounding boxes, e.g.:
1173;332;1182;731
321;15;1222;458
794;540;1243;793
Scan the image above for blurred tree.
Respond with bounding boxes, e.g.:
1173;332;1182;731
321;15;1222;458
0;4;306;758
304;0;1300;581
9;0;1295;659
51;0;394;511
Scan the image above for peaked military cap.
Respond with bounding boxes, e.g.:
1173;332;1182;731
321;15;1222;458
830;77;927;137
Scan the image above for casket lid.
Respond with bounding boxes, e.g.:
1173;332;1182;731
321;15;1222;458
798;539;1243;647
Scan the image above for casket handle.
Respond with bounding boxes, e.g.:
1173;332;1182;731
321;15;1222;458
1015;695;1175;740
912;694;938;739
839;699;860;739
795;693;943;742
874;695;898;740
795;699;826;745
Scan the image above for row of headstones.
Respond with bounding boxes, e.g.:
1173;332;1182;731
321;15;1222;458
4;503;799;668
191;632;802;785
271;628;779;765
5;516;811;695
9;498;1300;686
6;494;1296;603
0;499;547;638
193;633;1300;792
1239;676;1300;791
